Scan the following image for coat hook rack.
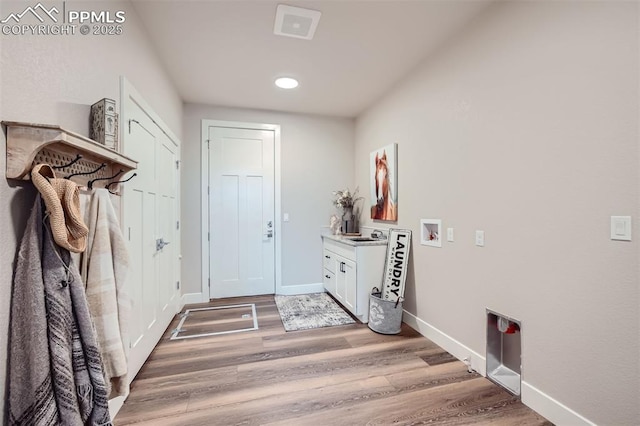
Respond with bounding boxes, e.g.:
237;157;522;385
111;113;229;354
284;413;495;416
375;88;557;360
2;122;137;190
52;154;83;170
88;169;124;189
107;172;137;194
65;163;107;180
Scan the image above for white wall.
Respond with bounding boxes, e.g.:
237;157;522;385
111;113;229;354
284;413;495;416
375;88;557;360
355;1;639;425
182;104;354;297
0;0;183;415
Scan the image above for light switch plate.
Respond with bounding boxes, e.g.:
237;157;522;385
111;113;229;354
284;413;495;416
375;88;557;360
475;230;485;247
611;216;631;241
447;227;454;242
283;213;290;222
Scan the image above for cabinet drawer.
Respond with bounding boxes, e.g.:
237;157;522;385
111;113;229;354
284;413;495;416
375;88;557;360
323;248;335;272
323;238;356;261
323;268;336;294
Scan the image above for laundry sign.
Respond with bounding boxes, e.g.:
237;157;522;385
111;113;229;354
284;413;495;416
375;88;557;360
381;229;412;302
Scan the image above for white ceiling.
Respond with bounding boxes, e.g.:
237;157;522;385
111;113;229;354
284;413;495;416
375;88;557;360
132;0;493;118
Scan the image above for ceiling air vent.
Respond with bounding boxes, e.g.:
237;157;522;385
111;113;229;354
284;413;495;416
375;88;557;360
273;4;321;40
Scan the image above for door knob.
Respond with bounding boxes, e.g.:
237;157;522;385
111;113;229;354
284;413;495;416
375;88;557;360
156;238;170;251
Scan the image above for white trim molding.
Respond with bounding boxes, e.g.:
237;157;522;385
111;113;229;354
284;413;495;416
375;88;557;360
402;310;486;376
276;283;325;296
402;310;596;425
200;119;282;302
108;397;125;421
181;292;204;306
521;381;596;426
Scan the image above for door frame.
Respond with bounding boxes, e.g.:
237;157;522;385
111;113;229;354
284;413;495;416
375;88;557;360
200;119;282;301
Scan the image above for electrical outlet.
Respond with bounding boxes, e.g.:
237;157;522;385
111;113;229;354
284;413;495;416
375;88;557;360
475;230;485;247
447;227;454;242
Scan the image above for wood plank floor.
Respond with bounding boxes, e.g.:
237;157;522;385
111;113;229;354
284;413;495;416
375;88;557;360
115;295;552;426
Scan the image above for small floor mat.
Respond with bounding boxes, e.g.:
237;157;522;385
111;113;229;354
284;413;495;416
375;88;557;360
275;293;355;332
170;304;258;340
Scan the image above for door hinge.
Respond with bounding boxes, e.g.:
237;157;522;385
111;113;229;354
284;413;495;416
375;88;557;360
176;160;180;170
208;232;210;241
206;139;210;148
128;227;131;241
207;186;210;195
208;278;210;288
176;220;180;230
128;118;140;134
176;281;180;290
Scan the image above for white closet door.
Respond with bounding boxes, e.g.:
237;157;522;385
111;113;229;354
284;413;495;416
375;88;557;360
122;95;180;381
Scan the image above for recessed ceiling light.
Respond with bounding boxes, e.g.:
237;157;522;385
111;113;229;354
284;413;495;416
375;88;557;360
275;77;299;89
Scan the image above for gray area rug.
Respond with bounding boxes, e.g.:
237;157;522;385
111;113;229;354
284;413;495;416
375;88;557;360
275;293;356;331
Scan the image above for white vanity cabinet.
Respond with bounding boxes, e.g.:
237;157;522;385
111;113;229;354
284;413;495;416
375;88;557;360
322;236;387;323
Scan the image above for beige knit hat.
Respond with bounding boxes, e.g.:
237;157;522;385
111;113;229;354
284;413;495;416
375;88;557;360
31;163;89;253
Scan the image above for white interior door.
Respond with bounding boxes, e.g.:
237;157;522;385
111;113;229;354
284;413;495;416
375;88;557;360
208;126;275;298
123;98;180;380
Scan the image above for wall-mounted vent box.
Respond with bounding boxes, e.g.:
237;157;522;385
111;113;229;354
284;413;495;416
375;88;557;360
420;219;442;247
486;309;522;396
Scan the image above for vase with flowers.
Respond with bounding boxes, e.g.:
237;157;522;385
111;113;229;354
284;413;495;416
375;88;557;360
332;187;363;234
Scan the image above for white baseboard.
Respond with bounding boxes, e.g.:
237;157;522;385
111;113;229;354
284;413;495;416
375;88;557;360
522;381;595;426
402;310;595;425
402;310;486;376
108;395;125;420
182;292;206;305
183;285;325;301
276;282;324;295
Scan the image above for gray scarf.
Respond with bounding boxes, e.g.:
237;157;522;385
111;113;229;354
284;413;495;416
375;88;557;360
8;196;112;425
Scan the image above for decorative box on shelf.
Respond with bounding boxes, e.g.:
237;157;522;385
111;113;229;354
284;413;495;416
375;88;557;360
90;98;118;150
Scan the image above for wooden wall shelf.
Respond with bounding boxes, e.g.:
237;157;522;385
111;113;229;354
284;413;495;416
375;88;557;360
3;121;137;186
